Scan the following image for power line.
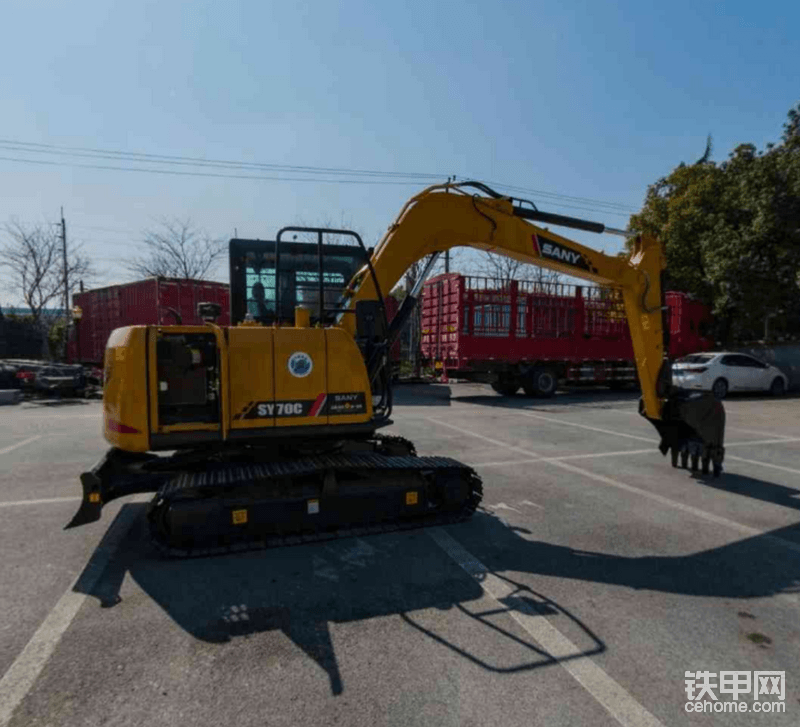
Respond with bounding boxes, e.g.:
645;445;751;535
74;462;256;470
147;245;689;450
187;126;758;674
0;154;433;186
0;139;443;180
486;180;638;213
0;137;639;215
2;155;635;221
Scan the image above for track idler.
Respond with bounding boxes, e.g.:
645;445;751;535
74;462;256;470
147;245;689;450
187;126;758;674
642;391;725;477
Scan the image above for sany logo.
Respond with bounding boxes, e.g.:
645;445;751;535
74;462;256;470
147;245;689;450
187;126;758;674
533;234;588;269
542;242;582;265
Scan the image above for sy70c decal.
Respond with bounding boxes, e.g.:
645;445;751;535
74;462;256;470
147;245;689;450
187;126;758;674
236;392;367;419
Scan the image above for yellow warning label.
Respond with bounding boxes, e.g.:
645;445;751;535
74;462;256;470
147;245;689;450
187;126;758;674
405;491;419;506
232;509;248;525
89;492;101;503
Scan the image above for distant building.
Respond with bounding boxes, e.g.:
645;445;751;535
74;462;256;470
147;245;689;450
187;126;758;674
0;307;66;320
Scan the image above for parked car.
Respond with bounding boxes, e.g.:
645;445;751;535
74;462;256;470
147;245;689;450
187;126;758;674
672;352;788;399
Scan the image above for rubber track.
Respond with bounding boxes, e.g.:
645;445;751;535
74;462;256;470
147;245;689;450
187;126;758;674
148;453;483;558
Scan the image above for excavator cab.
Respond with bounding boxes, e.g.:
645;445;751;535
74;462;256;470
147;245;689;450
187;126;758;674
227;228;396;417
228;231;371;327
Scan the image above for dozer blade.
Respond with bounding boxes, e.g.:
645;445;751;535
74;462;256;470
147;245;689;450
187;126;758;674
65;448;166;530
642;391;725;477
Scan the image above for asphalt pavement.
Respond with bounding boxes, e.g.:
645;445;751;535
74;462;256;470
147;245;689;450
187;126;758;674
0;385;798;726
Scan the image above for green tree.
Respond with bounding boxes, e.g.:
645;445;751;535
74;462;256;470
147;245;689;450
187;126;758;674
628;103;800;343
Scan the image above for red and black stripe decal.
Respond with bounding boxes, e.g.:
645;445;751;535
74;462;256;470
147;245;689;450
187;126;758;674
309;393;327;417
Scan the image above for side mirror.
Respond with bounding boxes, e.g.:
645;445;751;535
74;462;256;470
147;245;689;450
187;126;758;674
198;302;222;322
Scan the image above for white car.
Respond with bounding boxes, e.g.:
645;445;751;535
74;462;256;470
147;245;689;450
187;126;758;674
672;352;788;399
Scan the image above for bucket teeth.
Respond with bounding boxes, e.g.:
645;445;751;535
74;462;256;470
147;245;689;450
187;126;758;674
643;390;725;478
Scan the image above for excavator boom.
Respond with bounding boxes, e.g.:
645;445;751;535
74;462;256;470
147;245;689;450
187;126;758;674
341;181;725;473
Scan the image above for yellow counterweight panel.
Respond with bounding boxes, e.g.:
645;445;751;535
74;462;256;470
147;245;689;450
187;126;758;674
272;328;329;427
228;326;276;429
324;328;373;425
103;326;150;452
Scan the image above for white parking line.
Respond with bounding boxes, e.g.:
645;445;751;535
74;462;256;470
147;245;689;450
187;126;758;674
726;455;800;477
0;501;143;727
0;496;80;509
429;528;665;727
727;426;797;440
476;409;655;443
442;428;549;459
0;436;41;456
467;457;543;468
427;418;800;556
468;450;654;468
456;406;800;452
551;449;654;462
726;437;800;447
467;443;800;471
607;407;799;440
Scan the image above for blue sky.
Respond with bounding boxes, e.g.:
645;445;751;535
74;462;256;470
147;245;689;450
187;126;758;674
1;0;798;301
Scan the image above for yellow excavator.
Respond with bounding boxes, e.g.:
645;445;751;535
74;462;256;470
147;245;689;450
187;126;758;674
67;181;725;555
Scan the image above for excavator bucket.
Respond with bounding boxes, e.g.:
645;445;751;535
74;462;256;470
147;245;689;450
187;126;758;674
642;391;725;476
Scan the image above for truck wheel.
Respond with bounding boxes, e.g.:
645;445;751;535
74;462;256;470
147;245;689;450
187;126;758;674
711;378;728;400
491;381;519;396
523;368;557;398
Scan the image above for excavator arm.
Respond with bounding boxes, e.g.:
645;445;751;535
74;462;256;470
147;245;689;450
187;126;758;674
341;181;725;475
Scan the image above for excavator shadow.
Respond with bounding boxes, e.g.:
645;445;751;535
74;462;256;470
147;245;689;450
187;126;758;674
73;505;800;696
460;510;800;601
73;507;604;696
690;470;800;513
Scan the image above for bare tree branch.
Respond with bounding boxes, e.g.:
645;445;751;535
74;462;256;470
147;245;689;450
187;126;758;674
0;221;95;327
474;251;561;288
126;218;225;280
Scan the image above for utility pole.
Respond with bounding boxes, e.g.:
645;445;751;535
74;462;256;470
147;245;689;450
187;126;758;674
444;176;452;274
61;207;68;361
